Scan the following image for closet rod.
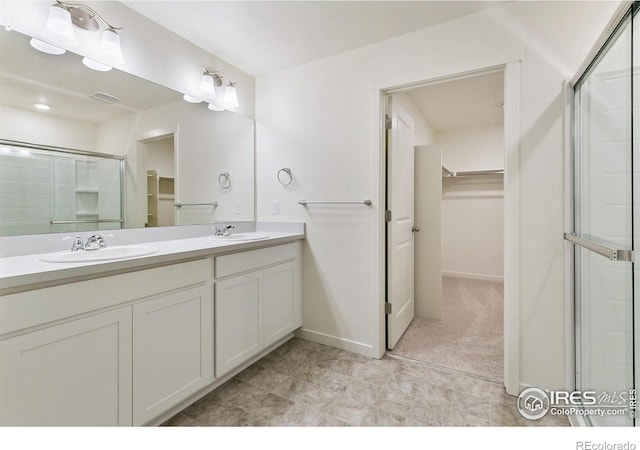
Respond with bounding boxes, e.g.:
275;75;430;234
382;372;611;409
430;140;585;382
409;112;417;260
441;164;455;177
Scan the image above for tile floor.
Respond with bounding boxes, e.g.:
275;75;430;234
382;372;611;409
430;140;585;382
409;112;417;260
164;337;568;427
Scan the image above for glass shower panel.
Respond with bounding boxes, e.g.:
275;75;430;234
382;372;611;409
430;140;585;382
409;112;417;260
575;16;634;427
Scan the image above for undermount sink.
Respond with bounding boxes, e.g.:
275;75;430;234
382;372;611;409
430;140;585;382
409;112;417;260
40;245;159;263
209;232;271;241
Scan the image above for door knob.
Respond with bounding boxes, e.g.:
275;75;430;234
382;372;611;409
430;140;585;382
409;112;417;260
412;226;420;233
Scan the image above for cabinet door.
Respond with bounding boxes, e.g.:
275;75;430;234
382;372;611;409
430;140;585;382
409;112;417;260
132;284;213;425
215;271;262;377
263;261;301;347
0;308;132;426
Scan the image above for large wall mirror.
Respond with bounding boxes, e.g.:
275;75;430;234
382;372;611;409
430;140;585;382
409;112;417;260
0;28;255;237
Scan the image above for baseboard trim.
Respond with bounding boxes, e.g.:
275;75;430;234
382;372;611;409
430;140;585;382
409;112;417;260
443;271;504;282
295;328;375;358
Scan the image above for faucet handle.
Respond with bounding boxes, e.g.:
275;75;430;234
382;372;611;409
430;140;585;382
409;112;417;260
63;235;85;251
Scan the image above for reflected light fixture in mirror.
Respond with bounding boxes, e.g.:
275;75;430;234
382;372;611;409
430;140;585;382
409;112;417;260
31;1;124;71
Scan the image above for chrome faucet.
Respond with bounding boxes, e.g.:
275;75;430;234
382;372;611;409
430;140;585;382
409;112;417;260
84;234;106;251
213;225;235;236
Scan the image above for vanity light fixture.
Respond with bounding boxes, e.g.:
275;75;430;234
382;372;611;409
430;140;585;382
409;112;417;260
207;103;224;111
82;57;111;72
183;94;203;104
35;1;124;70
200;68;239;109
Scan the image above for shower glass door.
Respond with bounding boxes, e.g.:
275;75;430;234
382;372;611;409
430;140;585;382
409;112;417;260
572;7;635;427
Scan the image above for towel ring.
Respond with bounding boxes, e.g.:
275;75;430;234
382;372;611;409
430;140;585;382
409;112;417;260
218;172;231;189
277;168;292;186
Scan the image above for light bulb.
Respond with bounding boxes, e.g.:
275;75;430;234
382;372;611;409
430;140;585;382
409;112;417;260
45;5;77;45
29;38;66;55
34;103;51;110
99;28;124;64
222;84;239;109
82;57;112;72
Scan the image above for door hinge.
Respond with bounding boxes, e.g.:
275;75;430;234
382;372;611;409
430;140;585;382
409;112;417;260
385;116;392;130
385;210;392;222
385;302;392;314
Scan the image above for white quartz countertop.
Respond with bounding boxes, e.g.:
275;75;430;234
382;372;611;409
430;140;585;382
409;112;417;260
0;230;304;294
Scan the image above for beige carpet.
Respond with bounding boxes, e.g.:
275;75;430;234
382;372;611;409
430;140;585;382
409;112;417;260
389;276;504;382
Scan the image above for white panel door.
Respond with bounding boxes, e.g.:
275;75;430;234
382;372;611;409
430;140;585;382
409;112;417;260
215;271;263;377
263;261;301;347
0;307;132;426
387;100;416;349
132;284;213;425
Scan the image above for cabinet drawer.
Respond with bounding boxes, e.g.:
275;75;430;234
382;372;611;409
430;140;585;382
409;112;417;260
215;243;298;279
0;258;212;336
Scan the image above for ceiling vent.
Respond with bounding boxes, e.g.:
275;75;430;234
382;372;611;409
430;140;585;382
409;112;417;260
89;91;121;104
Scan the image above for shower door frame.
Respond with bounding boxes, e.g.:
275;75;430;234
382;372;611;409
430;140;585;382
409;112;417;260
566;1;637;427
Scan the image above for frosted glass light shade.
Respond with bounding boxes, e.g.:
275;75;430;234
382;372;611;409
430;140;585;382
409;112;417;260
223;85;239;108
208;103;224;111
45;5;77;44
99;28;124;64
29;38;66;55
82;57;112;72
183;94;202;104
200;74;216;96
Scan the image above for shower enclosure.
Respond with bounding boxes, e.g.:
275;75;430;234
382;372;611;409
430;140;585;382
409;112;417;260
568;3;637;427
0;141;124;236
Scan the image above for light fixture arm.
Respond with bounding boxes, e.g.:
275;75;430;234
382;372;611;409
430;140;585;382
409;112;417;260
202;68;235;87
54;0;122;30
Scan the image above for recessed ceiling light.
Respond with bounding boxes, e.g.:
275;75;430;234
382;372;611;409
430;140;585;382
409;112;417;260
34;103;51;110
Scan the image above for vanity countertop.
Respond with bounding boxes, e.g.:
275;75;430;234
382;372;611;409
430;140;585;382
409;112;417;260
0;230;304;295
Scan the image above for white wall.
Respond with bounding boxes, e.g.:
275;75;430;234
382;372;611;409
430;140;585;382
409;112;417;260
256;1;620;390
438;125;504;280
438;125;504;172
146;138;174;180
0;104;96;150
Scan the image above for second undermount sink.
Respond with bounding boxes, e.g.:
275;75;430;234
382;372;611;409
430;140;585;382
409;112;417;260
209;232;271;241
40;245;159;263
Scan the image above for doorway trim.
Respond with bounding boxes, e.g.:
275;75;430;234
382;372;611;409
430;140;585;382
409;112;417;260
372;61;521;395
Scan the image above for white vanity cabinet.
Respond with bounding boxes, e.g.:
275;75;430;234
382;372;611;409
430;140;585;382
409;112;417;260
215;242;301;377
132;283;213;425
0;258;212;426
0;307;132;426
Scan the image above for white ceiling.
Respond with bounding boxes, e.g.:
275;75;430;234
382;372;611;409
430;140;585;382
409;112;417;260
123;1;501;76
406;70;504;131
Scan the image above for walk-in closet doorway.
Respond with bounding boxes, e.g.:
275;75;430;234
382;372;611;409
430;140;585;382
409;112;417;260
384;69;507;383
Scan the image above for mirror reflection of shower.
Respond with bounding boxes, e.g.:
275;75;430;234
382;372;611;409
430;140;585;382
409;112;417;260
145;135;175;227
